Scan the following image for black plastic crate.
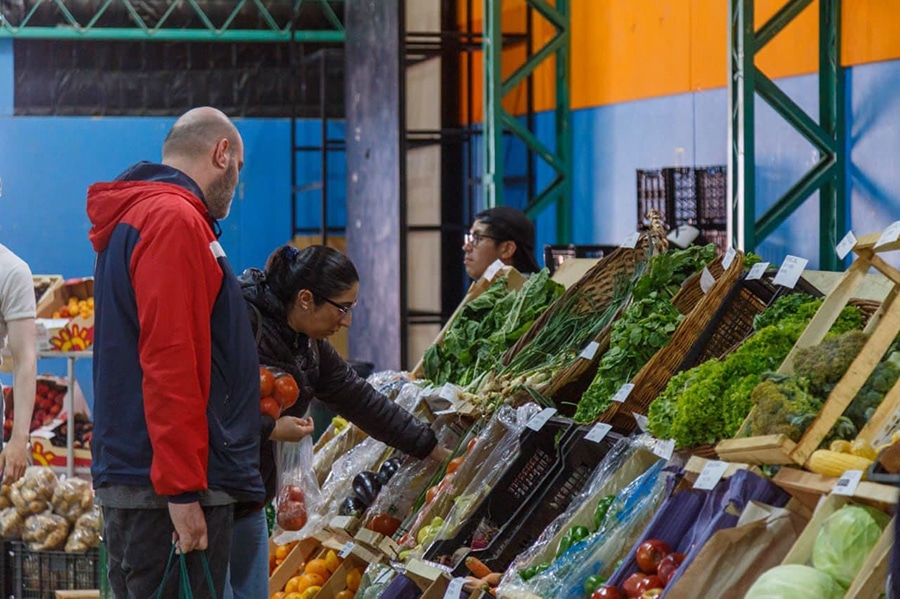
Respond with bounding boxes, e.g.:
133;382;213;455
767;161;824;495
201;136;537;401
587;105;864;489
696;166;727;226
474;427;623;574
424;417;576;569
8;542;100;599
637;169;667;228
663;167;698;228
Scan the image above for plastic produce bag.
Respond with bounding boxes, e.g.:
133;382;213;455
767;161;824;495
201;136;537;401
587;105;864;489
51;476;93;523
9;466;57;515
272;435;323;544
0;506;25;538
313;422;368;485
23;511;69;551
0;482;11;509
498;435;661;597
356;562;398;599
65;506;102;553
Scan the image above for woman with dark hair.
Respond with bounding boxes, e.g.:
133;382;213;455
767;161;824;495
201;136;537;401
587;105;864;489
225;245;445;599
463;206;541;280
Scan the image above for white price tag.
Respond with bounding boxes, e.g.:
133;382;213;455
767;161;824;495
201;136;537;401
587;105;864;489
722;247;737;271
633;413;650;433
653;439;676;461
746;262;769;281
835;230;857;260
483;259;505;282
772;255;808;289
444;577;466;599
585;423;613;444
579;341;600;360
339;541;355;558
693;460;729;490
422;559;454;574
526;407;557;431
875;221;900;249
699;267;716;294
621;231;641;249
612;383;634;403
832;469;864;496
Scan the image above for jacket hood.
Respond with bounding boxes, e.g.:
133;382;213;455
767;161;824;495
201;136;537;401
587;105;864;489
240;267;312;358
87;162;213;252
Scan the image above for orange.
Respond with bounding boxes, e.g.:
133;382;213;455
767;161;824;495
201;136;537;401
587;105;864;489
284;576;303;594
304;558;331;580
284;594;303;599
275;544;292;561
299;586;322;599
324;549;342;573
271;594;286;599
296;573;325;593
345;568;363;592
335;590;355;599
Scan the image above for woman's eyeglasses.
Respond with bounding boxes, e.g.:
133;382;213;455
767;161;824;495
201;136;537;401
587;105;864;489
463;232;502;247
319;296;356;317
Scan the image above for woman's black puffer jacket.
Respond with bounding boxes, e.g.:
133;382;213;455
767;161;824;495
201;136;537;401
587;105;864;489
238;268;437;508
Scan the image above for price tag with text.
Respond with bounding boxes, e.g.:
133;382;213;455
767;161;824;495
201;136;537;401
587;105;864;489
693;460;729;490
612;383;634;403
483;259;505;282
527;407;557;431
339;542;355;558
700;267;716;294
633;413;650;432
653;438;676;461
621;232;641;249
875;221;900;249
722;247;737;271
746;262;769;281
439;384;458;402
772;255;808;289
585;423;613;443
444;578;466;599
832;470;863;496
836;230;857;260
580;341;600;360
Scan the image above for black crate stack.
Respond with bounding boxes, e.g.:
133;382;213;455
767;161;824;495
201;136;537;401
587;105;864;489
636;165;728;251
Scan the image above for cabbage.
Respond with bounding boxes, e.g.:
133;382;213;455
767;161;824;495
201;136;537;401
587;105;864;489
812;505;886;588
744;564;844;598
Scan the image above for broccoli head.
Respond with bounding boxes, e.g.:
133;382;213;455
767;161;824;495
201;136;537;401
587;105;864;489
792;330;868;398
749;374;821;442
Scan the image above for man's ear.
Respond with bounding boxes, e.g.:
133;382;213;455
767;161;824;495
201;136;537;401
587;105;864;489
214;138;230;169
499;240;517;261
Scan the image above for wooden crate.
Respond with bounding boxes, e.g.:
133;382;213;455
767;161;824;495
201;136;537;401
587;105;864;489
268;537;321;597
717;233;900;467
411;266;526;379
596;251;744;433
33;274;64;316
772;466;899;512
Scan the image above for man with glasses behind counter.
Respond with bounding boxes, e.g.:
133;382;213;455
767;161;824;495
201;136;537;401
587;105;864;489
463;206;541;280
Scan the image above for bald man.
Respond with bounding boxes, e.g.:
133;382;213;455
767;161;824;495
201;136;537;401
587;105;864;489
87;107;264;598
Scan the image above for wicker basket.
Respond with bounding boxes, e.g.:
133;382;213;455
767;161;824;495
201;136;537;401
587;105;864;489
596;251;746;434
498;232;666;411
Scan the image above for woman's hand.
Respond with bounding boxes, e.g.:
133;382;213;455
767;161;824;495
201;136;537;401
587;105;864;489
270;416;315;442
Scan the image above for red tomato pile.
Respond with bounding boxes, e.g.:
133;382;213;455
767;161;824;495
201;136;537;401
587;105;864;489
260;367;300;419
276;484;308;531
3;380;67;442
592;540;686;599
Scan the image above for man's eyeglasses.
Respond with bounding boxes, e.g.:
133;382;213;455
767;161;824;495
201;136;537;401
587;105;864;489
319;296;356;318
463;232;502;247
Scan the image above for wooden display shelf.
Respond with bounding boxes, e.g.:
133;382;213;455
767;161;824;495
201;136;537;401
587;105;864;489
773;466;900;512
717;232;900;467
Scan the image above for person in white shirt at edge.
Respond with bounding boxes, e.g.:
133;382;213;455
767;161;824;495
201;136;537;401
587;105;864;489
0;243;37;484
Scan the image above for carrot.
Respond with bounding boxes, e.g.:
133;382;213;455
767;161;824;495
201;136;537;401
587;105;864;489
465;556;494;579
480;572;502;587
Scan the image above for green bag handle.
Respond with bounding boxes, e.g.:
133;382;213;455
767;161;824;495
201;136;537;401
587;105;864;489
155;543;218;599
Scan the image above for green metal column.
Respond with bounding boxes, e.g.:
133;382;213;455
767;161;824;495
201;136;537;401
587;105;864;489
729;0;845;270
481;0;572;242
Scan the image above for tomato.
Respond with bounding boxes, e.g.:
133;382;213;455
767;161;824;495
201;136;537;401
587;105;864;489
274;375;300;409
260;367;275;398
622;573;646;598
368;513;402;537
657;552;686;585
591;586;624;599
635;539;672;574
446;455;465;474
261;397;281;419
466;437;478;453
634;575;663;596
425;485;440;504
277;485;307;531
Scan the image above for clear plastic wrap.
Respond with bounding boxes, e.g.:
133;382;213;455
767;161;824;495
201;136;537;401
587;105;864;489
396;404;540;562
0;506;25;539
313;423;368;486
367;370;414;401
23;511;70;551
356;562;398;599
272;435;324;544
0;482;11;509
65;506;102;553
51;477;93;523
9;466;57;515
